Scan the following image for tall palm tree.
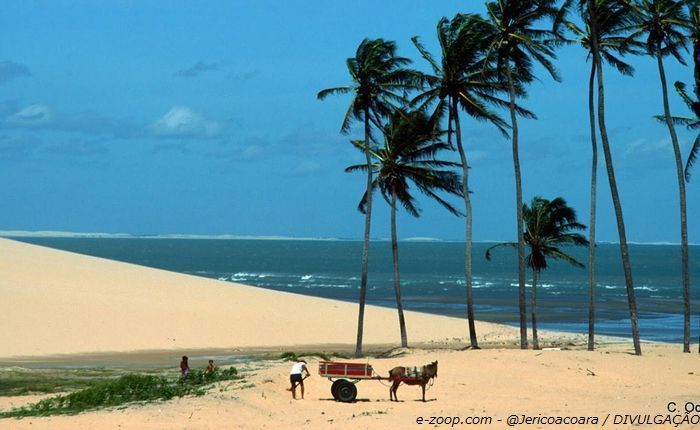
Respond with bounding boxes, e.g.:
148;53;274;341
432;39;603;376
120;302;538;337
317;39;417;357
556;0;639;351
486;197;589;349
673;2;700;352
579;0;643;355
411;13;516;349
346;110;463;347
479;0;561;350
626;0;692;353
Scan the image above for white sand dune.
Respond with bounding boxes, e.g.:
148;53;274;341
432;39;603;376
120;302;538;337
0;238;521;358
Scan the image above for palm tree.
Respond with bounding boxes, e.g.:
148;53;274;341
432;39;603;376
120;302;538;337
346;110;463;347
677;3;700;182
555;0;639;351
478;0;561;350
575;0;643;355
317;39;417;357
486;197;589;349
626;0;692;353
411;13;515;349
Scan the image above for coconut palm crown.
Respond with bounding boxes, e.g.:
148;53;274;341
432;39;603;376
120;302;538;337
624;0;690;64
485;197;589;273
317;38;418;134
557;0;640;76
479;0;562;84
347;110;464;218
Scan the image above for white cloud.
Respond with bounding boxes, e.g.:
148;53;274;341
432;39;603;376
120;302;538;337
290;160;322;176
623;137;669;157
6;103;53;126
151;106;222;138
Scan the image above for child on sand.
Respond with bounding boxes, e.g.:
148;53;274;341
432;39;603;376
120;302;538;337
180;356;189;377
205;359;215;374
289;359;310;400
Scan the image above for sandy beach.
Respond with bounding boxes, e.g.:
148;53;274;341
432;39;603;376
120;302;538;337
1;238;698;429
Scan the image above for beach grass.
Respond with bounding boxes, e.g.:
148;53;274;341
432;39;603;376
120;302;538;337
0;368;134;397
0;367;241;418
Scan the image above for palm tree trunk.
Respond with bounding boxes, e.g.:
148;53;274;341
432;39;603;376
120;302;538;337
587;61;598;352
656;44;691;353
391;190;408;347
447;101;454;149
452;98;478;349
531;270;539;350
695;42;700;99
505;61;528;350
589;3;641;355
355;113;373;357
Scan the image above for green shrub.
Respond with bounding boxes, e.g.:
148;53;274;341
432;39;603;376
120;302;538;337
1;367;241;418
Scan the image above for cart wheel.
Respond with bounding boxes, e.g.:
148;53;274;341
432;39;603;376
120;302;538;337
330;379;344;400
335;380;357;403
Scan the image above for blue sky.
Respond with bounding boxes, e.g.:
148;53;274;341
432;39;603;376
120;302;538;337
0;0;699;243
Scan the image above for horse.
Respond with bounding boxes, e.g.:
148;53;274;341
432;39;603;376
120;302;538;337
388;360;438;402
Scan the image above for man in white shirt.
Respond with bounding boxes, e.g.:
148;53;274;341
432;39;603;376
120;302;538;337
289;359;310;399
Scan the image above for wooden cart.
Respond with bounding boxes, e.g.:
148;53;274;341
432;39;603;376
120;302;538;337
318;361;377;402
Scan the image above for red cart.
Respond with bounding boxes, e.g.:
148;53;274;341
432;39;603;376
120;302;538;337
318;361;378;402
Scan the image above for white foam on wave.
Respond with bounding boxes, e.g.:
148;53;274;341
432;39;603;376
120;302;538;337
228;272;274;281
508;282;556;288
304;283;352;289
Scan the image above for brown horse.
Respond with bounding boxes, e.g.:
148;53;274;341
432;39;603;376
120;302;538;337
388;361;438;402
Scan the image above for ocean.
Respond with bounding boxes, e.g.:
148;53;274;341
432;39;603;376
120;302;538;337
15;237;699;343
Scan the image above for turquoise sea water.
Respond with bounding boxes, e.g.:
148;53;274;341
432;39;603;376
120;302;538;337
15;237;700;343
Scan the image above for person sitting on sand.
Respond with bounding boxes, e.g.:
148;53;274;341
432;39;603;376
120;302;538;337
205;359;215;374
289;359;310;400
180;356;190;377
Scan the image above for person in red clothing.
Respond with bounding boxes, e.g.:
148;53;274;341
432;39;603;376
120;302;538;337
180;356;190;377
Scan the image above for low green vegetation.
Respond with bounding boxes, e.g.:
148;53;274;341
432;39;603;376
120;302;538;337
0;367;241;418
0;367;129;396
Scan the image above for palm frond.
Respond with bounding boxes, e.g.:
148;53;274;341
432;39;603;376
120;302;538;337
485;242;518;261
685;133;700;181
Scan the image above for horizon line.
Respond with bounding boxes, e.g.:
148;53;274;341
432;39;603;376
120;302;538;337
0;230;696;246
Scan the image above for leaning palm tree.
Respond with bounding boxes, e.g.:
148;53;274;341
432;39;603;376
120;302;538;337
317;39;417;357
411;13;515;349
346;110;463;347
478;0;561;350
626;0;692;353
555;0;639;351
486;197;589;349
